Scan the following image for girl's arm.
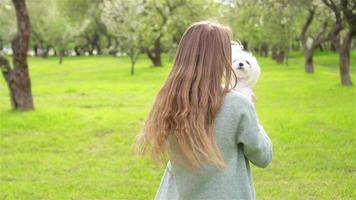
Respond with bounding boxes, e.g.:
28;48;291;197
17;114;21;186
236;102;272;168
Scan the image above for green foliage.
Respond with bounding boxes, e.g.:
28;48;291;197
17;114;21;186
166;0;224;46
28;0;89;52
0;52;355;199
297;0;334;48
101;0;147;74
101;0;146;55
101;0;221;72
61;0;109;54
0;0;15;47
228;0;302;51
140;0;220;51
2;0;349;62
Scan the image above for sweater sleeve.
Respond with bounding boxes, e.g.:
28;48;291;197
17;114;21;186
236;101;272;168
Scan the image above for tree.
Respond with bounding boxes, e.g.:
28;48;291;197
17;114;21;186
101;0;146;75
164;0;221;60
0;0;34;110
322;0;355;85
28;0;89;64
62;0;111;56
299;2;330;73
142;0;187;67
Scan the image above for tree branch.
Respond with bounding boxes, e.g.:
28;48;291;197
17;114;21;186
311;21;329;49
322;0;343;50
299;8;315;44
166;0;185;12
341;0;356;33
322;0;342;22
155;6;167;25
0;53;13;82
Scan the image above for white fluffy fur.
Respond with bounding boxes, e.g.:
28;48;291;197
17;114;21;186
231;41;261;104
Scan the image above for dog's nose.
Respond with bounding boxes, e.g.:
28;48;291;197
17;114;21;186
237;63;244;69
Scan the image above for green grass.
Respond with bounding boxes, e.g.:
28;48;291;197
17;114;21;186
0;52;355;199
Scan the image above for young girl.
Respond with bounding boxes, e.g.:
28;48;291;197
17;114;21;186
136;21;272;200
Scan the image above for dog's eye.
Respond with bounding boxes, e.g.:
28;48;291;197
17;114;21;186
246;61;250;65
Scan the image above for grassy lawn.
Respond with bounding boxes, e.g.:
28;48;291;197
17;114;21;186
0;52;355;199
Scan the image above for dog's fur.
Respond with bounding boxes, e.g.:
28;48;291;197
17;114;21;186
231;41;261;105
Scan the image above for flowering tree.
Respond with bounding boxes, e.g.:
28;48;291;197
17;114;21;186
28;0;89;64
0;0;16;50
101;0;147;75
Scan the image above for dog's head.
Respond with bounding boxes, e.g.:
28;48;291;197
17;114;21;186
231;42;261;87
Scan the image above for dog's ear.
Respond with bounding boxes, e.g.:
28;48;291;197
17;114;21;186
231;40;239;45
231;43;243;52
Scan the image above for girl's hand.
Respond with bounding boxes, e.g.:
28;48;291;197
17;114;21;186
251;94;256;106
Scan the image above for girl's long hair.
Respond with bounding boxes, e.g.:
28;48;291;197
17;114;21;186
136;21;237;171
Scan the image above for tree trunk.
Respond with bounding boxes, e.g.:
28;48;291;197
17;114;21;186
92;33;101;55
271;45;278;60
148;52;162;66
0;39;3;50
97;45;101;55
59;50;64;65
330;42;337;51
146;37;162;67
304;51;314;73
130;61;135;75
339;32;353;85
275;50;285;64
241;41;249;51
299;8;316;73
260;43;268;57
33;44;38;56
105;34;112;49
319;44;323;51
88;48;94;55
41;46;50;58
0;0;34;110
322;0;354;85
302;46;316;73
74;46;81;56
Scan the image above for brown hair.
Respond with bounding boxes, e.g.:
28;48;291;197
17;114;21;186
136;21;237;170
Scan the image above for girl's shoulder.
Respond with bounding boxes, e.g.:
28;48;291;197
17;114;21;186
224;90;255;113
225;90;252;105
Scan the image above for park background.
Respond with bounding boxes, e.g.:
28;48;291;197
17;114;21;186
0;0;355;199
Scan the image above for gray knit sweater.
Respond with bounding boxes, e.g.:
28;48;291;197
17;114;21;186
154;91;273;200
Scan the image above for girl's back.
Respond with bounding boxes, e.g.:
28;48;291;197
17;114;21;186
155;91;272;200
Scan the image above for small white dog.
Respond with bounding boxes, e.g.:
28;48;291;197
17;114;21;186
231;41;261;105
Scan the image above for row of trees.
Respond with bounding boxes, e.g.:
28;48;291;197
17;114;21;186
227;0;355;85
1;0;214;67
0;0;355;111
100;0;212;74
